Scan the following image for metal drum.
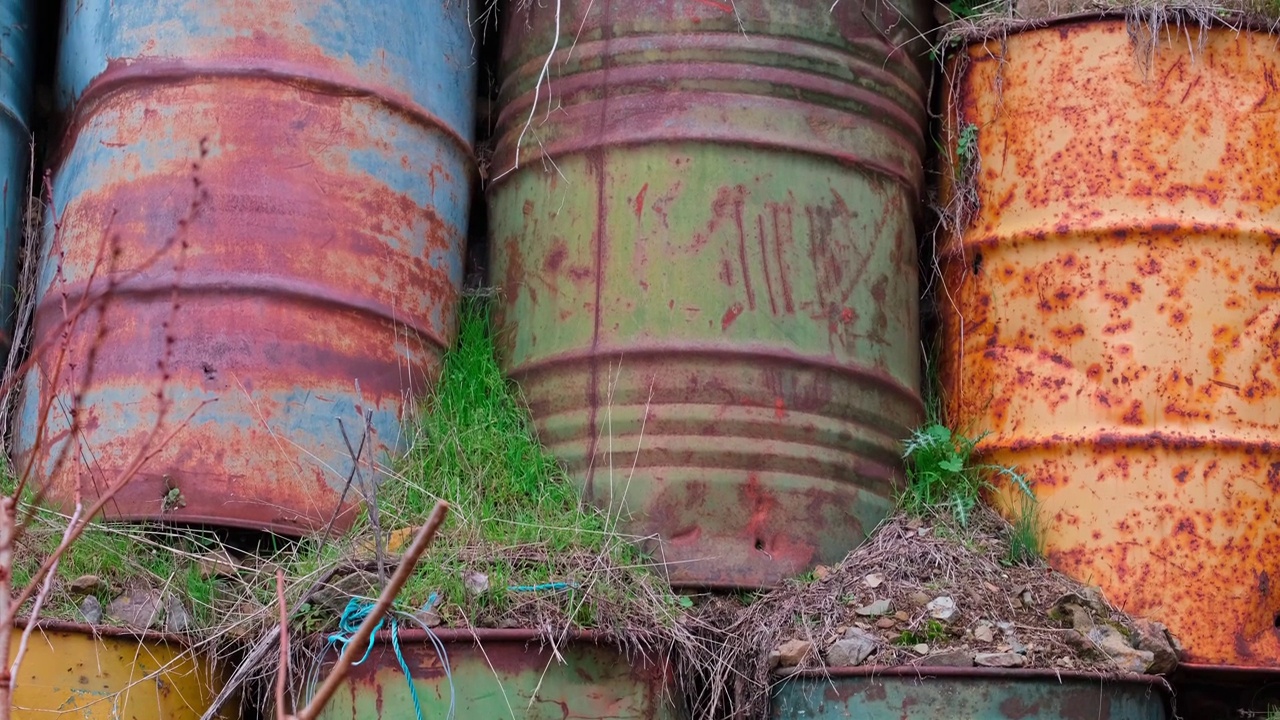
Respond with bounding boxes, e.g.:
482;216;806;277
14;0;475;534
940;19;1280;666
489;0;929;588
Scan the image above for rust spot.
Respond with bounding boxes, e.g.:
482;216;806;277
721;302;744;331
633;182;648;220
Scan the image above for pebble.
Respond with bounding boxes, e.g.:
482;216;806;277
976;652;1027;668
69;575;107;596
875;617;896;629
826;629;877;667
973;624;995;643
78;596;102;624
927;596;956;621
925;649;974;667
771;639;814;668
912;643;929;654
855;599;892;617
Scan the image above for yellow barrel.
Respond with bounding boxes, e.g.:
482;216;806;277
9;621;231;718
940;19;1280;667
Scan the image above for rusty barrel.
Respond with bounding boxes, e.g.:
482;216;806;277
771;668;1170;719
940;20;1280;666
312;629;685;719
13;0;475;533
0;0;33;348
10;621;232;719
489;0;929;588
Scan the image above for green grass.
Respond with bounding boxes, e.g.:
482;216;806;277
348;294;668;630
895;618;949;646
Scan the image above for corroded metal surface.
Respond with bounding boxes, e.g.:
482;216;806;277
771;667;1169;719
13;0;475;533
10;620;232;719
489;0;929;589
314;629;685;720
0;0;32;348
940;20;1280;666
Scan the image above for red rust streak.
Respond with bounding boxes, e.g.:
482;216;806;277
772;205;794;312
690;0;733;12
757;214;778;315
734;197;756;310
633;182;647;220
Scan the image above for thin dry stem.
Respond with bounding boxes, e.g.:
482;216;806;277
276;569;290;720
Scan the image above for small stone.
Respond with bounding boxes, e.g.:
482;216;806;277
974;624;994;643
1130;618;1178;674
912;643;929;654
927;596;956;621
855;599;892;617
463;571;490;596
976;652;1027;668
196;551;239;579
108;588;163;629
875;617;896;629
925;650;974;667
826;629;877;666
78;596;102;624
864;573;884;588
163;594;192;633
894;611;910;621
909;592;931;607
983;582;1000;593
1083;625;1154;674
69;575;107;596
813;565;833;582
771;639;814;668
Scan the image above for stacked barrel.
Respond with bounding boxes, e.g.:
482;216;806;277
937;12;1280;718
488;0;931;590
7;0;476;715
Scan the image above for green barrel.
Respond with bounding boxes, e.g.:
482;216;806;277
488;0;929;589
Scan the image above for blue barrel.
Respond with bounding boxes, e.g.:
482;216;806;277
0;0;33;346
13;1;475;533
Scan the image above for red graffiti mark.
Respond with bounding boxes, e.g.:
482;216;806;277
721;302;745;331
841;307;854;324
691;0;733;11
634;182;648;220
772;204;794;313
774;397;786;420
733;196;756;310
757;214;778;315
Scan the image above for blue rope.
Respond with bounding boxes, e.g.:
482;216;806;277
328;597;455;720
507;581;577;592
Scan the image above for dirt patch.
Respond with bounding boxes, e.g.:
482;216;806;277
686;506;1180;720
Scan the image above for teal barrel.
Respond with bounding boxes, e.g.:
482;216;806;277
488;0;930;588
0;0;32;349
13;1;475;533
772;668;1170;719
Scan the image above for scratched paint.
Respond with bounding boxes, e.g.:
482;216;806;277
9;621;233;719
0;0;32;351
940;20;1280;666
314;629;684;720
488;0;930;589
13;0;475;534
772;667;1169;719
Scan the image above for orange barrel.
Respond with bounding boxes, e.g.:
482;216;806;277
940;18;1280;666
14;0;476;533
489;0;930;588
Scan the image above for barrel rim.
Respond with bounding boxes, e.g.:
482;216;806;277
50;57;478;178
775;664;1173;687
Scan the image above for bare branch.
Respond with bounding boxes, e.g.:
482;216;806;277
276;569;291;720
